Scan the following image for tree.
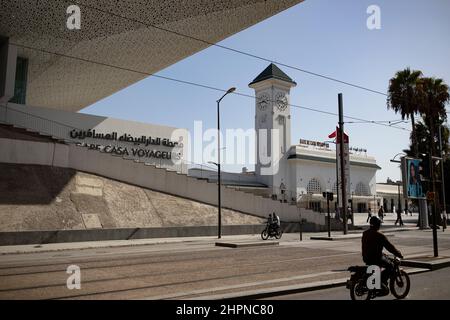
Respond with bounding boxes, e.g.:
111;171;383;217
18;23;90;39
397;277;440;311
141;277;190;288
387;68;424;155
417;77;449;216
405;120;449;158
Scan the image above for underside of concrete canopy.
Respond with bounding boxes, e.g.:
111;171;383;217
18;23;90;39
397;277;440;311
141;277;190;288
0;0;303;111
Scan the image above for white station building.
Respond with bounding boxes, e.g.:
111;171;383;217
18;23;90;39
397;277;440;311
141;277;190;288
191;64;383;213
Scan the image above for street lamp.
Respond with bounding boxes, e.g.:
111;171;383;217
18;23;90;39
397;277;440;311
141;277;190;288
215;87;236;239
390;152;406;216
396;180;402;216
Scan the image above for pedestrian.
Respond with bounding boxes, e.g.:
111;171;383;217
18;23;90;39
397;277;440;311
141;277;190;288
395;208;404;226
366;207;372;223
273;212;281;228
347;206;353;224
378;205;384;222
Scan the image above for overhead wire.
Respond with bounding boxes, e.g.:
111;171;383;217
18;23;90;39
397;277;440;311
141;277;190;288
11;42;411;132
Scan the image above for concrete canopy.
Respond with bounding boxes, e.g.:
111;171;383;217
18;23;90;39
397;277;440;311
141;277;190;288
0;0;303;112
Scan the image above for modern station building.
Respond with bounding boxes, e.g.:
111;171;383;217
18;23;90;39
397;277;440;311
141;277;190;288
2;0;339;235
0;0;305;173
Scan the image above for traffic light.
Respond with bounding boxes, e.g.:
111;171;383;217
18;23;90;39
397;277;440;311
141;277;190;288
323;192;334;201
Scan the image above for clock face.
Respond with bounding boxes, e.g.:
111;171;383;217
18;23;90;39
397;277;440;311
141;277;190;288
275;92;288;111
258;94;270;111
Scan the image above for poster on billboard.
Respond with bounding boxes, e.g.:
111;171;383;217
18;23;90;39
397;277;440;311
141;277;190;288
402;157;426;199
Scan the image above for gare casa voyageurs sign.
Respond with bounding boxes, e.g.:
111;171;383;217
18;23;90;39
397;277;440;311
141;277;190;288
69;129;183;160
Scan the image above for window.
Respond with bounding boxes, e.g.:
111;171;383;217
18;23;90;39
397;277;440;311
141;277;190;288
332;181;338;194
309;201;322;212
355;182;370;196
307;178;322;194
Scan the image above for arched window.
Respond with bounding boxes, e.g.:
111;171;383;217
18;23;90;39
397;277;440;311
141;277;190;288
355;182;370;196
307;178;322;194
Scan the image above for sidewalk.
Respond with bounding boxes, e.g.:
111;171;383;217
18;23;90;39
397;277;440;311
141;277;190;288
0;234;261;255
0;216;420;255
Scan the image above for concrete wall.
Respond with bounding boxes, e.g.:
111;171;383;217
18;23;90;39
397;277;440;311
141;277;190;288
0;222;328;246
1;103;188;172
0;138;69;166
0;135;325;226
0;103;330;227
188;167;258;184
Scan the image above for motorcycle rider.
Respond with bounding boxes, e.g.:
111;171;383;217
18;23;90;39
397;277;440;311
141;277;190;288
272;212;280;230
362;216;404;294
266;212;280;235
266;214;274;232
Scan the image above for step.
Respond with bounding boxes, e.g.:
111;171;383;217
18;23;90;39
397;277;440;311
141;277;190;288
215;241;279;248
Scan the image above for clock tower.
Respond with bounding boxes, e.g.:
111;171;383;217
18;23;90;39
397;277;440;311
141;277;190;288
249;63;297;198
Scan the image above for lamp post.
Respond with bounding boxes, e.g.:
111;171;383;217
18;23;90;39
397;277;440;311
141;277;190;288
214;87;236;239
390;152;406;219
439;125;447;221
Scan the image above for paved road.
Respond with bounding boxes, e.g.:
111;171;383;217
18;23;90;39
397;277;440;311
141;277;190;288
0;229;449;299
264;267;450;300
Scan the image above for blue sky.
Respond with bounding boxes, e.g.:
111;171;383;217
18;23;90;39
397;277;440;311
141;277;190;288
82;0;450;182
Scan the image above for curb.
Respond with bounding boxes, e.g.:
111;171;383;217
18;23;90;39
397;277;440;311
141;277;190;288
191;267;430;300
401;257;450;271
215;241;279;248
310;234;395;241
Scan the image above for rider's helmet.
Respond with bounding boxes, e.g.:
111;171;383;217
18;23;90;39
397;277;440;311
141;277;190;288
369;216;381;230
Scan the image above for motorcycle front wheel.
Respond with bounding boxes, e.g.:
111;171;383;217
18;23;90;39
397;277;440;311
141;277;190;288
350;279;371;300
390;270;410;299
261;229;269;240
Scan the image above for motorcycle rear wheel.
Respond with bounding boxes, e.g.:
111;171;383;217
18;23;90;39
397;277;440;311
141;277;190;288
350;279;371;300
261;229;269;240
390;270;410;299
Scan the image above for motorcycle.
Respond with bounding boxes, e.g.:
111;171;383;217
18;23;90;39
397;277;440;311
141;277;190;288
346;256;410;300
261;222;282;240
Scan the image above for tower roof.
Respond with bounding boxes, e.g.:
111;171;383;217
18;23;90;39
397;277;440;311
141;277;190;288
249;63;297;86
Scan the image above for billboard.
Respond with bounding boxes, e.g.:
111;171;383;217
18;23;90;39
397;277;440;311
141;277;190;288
402;157;425;199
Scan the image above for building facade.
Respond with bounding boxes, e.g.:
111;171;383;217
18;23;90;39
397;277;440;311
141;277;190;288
249;64;382;212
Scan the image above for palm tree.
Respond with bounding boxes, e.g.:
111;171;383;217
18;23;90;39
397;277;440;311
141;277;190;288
387;68;423;156
417;77;449;180
418;77;449;126
418;77;449;226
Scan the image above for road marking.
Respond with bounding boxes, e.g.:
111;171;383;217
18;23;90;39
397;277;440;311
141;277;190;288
146;271;342;300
